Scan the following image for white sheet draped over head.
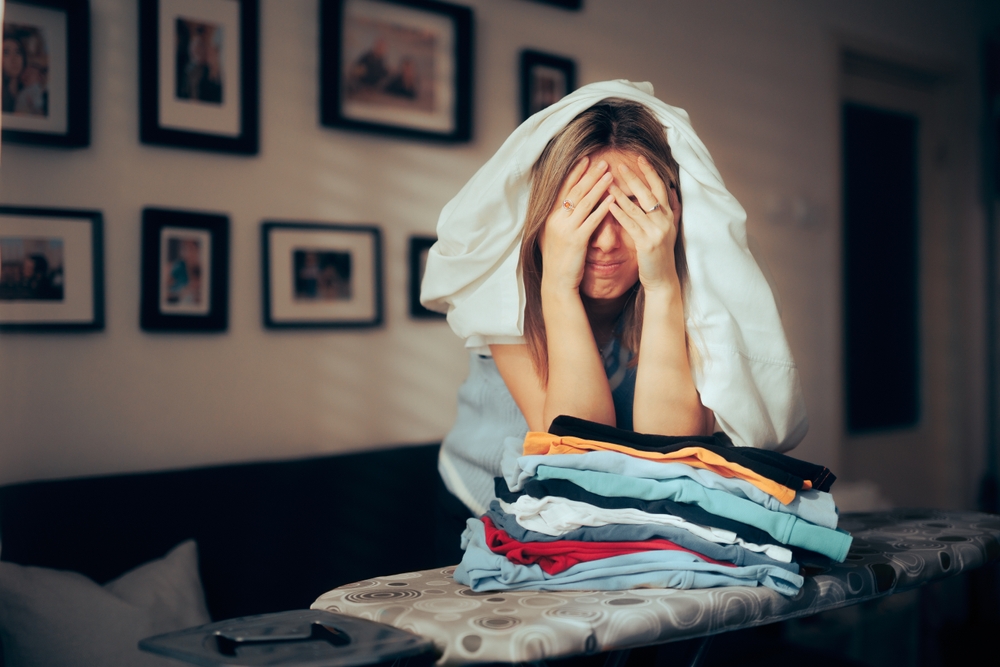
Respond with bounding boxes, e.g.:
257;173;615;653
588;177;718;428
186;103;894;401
421;80;807;452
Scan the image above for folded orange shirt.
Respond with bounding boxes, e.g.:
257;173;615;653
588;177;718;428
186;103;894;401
523;432;799;504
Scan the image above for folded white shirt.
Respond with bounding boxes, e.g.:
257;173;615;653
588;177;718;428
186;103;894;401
499;495;793;562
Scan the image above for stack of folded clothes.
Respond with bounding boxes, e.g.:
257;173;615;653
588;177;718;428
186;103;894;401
454;416;850;595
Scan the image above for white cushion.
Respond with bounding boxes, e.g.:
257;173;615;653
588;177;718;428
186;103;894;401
0;539;211;667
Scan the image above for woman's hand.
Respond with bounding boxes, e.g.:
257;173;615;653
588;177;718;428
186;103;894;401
608;156;682;293
540;156;615;294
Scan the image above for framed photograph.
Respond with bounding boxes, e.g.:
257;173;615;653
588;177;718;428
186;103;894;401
263;222;383;329
2;0;90;147
527;0;582;9
320;0;473;142
139;0;259;154
520;49;575;121
0;206;103;330
141;208;229;331
408;235;443;319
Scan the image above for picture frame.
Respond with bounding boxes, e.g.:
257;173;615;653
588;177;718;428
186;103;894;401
320;0;473;142
140;208;229;331
2;0;90;147
263;222;383;329
527;0;582;9
520;49;576;121
139;0;259;154
0;206;103;331
408;235;444;319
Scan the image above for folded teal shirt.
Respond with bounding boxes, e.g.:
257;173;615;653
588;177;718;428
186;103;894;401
503;448;840;529
534;465;852;562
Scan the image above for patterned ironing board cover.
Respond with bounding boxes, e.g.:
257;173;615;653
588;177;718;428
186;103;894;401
312;510;1000;666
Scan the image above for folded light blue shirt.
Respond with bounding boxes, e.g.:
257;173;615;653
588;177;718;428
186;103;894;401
533;465;852;562
455;519;804;595
502;446;839;529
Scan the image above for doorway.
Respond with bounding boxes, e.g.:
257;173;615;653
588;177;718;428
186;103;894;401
839;49;964;508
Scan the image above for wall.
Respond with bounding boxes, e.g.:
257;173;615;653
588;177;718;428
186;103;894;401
0;0;987;501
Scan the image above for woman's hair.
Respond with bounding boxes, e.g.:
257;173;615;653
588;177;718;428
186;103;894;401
519;98;686;383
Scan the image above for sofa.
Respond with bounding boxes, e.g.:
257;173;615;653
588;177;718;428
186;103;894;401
3;443;999;667
0;442;464;666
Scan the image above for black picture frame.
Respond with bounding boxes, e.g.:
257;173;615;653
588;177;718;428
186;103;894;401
527;0;582;9
139;0;259;154
262;221;383;329
320;0;473;142
2;0;90;147
408;235;444;319
520;49;576;121
141;208;229;332
0;206;103;331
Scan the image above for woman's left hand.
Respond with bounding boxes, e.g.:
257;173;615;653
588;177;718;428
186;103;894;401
608;156;682;293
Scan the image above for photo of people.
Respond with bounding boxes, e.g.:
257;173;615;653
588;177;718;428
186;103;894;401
3;22;50;117
528;65;568;117
0;237;64;301
175;18;223;105
343;16;436;112
293;249;352;301
160;229;210;314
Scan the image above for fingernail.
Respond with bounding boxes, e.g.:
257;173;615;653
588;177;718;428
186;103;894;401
601;173;612;181
597;160;607;169
620;164;631;173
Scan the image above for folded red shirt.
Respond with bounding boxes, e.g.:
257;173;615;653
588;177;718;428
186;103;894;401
481;516;736;575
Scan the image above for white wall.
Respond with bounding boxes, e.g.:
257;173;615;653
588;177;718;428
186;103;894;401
0;0;987;496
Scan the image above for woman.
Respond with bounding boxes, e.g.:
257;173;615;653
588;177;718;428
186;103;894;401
422;81;807;553
501;99;706;438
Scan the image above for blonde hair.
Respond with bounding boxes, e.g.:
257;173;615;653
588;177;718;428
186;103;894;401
520;98;686;383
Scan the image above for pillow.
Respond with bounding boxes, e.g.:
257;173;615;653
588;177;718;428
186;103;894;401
0;539;211;667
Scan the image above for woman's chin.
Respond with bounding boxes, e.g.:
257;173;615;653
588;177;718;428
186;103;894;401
580;281;638;304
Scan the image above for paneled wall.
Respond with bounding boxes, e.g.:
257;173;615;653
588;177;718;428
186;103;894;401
0;0;987;506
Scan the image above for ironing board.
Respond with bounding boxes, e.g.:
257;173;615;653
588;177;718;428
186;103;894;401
312;509;1000;666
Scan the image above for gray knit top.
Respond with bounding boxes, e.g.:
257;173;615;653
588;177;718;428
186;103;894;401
439;339;636;516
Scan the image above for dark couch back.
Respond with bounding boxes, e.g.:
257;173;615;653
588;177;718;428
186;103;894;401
0;444;446;621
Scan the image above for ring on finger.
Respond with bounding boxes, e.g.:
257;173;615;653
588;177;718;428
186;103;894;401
645;202;661;214
562;199;576;212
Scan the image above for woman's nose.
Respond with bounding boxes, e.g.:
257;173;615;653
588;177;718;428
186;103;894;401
589;215;621;252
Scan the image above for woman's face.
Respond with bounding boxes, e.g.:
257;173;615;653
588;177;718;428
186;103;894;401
3;38;24;79
578;150;645;302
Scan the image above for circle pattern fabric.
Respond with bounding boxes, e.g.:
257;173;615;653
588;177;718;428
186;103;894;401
312;510;1000;666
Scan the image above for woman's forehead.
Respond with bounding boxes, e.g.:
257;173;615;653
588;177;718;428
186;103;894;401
590;149;648;196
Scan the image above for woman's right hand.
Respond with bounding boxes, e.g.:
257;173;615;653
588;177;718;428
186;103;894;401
539;156;615;294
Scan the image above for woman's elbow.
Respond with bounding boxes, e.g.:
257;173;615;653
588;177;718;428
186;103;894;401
633;399;708;437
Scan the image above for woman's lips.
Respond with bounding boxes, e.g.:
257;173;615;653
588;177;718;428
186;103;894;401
585;259;625;276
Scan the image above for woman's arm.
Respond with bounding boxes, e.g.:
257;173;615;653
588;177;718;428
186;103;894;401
609;158;708;435
492;156;618;432
494;283;615;433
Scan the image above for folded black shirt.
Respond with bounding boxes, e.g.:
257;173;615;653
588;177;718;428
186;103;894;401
548;415;836;492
